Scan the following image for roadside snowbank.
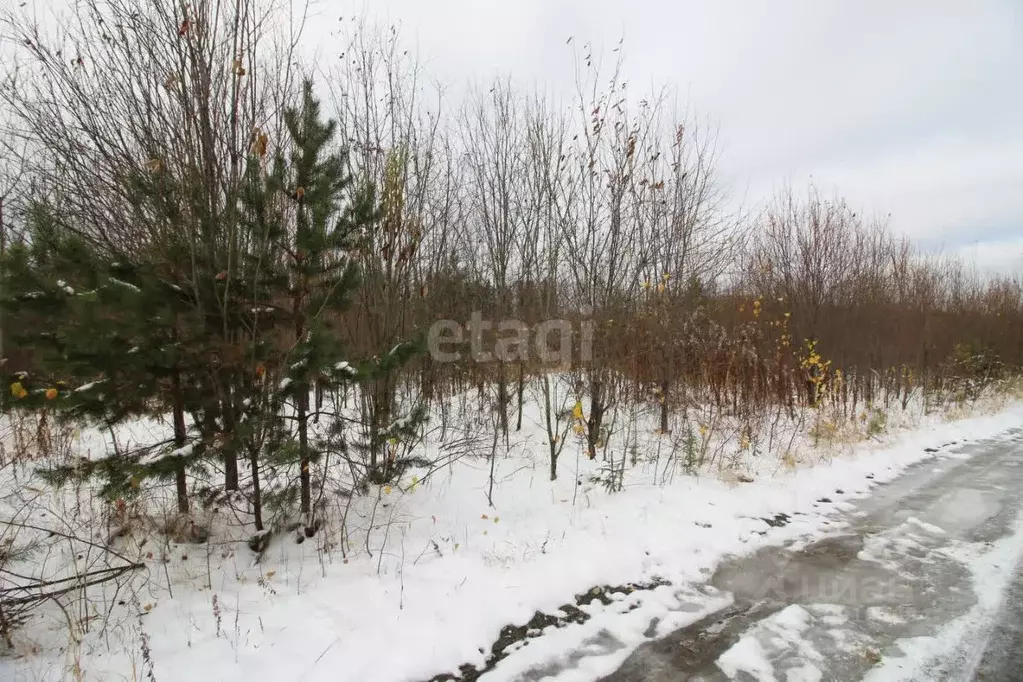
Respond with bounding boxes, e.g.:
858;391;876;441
3;398;1023;682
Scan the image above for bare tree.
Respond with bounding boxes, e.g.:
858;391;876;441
458;78;528;439
564;43;647;460
328;19;444;482
0;132;31;359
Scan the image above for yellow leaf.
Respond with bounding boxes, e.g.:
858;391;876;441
251;130;268;158
265;570;275;579
383;485;392;495
45;388;58;400
572;401;584;421
143;603;153;612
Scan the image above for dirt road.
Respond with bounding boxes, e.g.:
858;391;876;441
600;428;1023;681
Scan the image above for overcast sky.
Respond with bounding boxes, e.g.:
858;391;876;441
310;0;1023;274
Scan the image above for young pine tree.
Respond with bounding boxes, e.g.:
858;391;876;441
240;80;425;534
1;204;205;515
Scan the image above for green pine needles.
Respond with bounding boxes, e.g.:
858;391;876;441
1;80;426;536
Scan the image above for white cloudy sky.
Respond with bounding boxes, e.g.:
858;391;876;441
308;0;1023;274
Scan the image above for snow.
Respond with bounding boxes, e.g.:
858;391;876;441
905;516;947;536
1;389;1022;682
718;605;824;682
107;277;141;293
380;413;416;435
335;361;357;375
476;585;732;682
168;443;194;458
73;379;107;392
140;442;194;465
719;636;782;682
278;377;293;390
866;607;907;625
861;509;1023;681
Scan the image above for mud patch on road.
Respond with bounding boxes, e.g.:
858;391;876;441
424;578;671;682
600;530;978;681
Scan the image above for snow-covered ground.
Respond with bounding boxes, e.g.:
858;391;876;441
2;388;1023;682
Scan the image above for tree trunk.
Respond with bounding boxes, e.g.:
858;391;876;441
496;364;509;439
543;376;558;480
659;378;670;434
298;385;311;516
516;360;525;431
222;403;240;491
587;378;605;461
170;370;189;515
313;380;324;424
369;377;393;482
250;442;263;531
214;372;240;491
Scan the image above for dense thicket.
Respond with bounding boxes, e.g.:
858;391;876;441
0;0;1019;522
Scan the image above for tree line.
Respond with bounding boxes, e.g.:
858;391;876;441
0;0;1019;533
